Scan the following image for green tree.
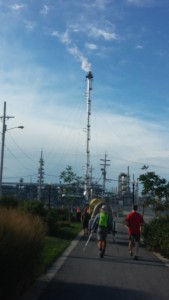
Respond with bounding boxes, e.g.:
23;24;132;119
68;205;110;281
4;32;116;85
60;165;78;184
59;166;83;222
60;165;83;193
138;171;167;200
138;168;169;214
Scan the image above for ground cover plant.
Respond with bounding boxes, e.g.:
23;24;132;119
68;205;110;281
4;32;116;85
38;222;82;275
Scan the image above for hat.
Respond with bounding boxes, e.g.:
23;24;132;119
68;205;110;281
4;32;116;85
101;205;107;211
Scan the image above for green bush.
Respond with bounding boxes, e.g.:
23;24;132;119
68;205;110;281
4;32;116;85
143;216;169;258
0;208;46;300
21;200;48;219
54;207;69;221
46;208;59;236
0;195;18;208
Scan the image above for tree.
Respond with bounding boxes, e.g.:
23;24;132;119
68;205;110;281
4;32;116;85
60;165;78;184
59;165;83;221
138;171;167;201
138;168;169;215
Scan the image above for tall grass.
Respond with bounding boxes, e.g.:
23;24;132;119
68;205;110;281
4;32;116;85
0;207;46;300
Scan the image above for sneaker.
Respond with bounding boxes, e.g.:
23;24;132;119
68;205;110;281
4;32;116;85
100;252;104;258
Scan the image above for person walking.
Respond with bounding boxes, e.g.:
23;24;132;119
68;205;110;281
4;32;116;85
125;204;144;260
81;207;91;235
92;204;110;258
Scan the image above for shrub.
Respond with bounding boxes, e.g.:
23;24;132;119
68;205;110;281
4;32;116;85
142;216;169;258
0;195;18;208
55;207;69;221
46;208;59;236
0;208;46;300
21;200;47;219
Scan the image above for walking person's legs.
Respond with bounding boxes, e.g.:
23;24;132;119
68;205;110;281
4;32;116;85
134;235;140;260
97;227;107;258
129;235;134;256
129;234;140;260
98;240;106;258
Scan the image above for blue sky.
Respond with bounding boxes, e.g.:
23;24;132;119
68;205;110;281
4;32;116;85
1;0;169;192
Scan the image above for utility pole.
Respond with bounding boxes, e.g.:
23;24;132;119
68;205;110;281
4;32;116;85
89;165;94;199
127;166;130;193
84;71;93;203
132;174;135;206
100;153;110;199
0;102;14;196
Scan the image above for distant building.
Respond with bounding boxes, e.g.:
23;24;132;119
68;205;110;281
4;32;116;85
118;172;128;195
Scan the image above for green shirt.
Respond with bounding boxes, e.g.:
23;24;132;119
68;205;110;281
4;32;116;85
98;211;108;227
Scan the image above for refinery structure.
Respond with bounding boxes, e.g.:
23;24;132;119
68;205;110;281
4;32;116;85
0;72;140;207
1;156;139;207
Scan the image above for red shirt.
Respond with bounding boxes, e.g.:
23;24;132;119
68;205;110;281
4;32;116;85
125;210;144;235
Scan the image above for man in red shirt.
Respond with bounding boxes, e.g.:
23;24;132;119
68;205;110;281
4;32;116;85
125;204;144;260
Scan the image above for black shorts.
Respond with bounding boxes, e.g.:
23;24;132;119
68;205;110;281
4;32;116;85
97;226;108;241
129;233;140;243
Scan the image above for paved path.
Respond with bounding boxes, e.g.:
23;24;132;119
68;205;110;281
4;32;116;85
21;217;169;300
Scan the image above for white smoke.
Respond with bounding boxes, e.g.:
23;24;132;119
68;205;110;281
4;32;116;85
68;46;91;72
50;29;92;72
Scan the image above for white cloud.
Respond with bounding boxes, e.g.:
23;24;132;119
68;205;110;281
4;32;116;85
89;27;119;40
126;0;143;5
85;43;97;50
50;30;59;37
136;44;144;49
95;0;110;10
82;0;110;10
125;0;157;7
61;30;71;44
49;30;71;44
24;20;36;31
40;5;49;15
9;3;26;12
91;111;169;180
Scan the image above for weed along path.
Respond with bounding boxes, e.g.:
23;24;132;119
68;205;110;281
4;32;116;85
21;218;169;300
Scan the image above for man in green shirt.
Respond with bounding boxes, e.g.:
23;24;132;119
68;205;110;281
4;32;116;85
92;205;110;258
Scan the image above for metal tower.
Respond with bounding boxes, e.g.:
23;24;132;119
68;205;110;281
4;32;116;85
100;153;110;198
37;150;44;200
84;71;93;202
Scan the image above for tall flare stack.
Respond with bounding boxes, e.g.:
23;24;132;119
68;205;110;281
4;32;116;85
84;71;93;203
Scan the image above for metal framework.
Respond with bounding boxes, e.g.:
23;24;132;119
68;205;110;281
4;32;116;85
84;71;93;202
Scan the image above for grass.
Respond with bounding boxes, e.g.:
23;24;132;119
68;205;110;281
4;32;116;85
38;222;82;275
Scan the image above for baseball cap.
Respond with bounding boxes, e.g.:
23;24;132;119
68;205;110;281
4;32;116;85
101;205;107;211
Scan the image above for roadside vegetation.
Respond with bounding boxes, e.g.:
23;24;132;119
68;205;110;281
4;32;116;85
0;206;46;300
1;164;169;299
138;166;169;259
142;216;169;259
0;197;82;300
